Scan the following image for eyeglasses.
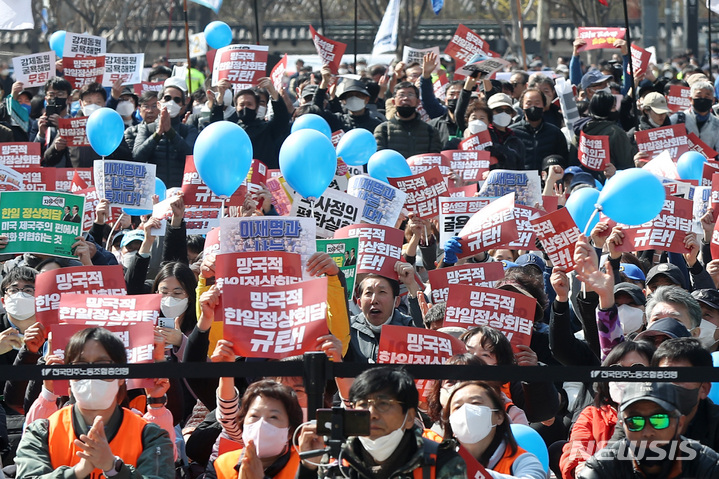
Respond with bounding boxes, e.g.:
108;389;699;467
350;398;403;412
162;95;183;104
395;93;417;100
159;288;187;298
6;286;35;295
141;103;159;110
623;413;673;432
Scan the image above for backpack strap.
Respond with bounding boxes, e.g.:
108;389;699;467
420;438;439;479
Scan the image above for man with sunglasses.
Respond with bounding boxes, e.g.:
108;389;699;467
578;382;719;478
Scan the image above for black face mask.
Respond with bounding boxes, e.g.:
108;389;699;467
673;385;700;415
525;106;543;122
446;99;458;112
693;97;714;113
396;105;416;118
238;107;257;123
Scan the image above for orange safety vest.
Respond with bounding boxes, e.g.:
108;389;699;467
492;444;528;475
48;406;148;479
213;446;300;479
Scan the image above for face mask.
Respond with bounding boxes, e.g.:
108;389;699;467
595;87;611;95
367;307;394;334
161;296;188;319
358;411;408;462
673;384;700;415
524;106;544;122
21;104;32;116
617;304;645;336
693;97;714;113
193;104;204;115
467;119;487;135
160;100;181;118
238;107;257;123
449;404;496;444
222;89;233;107
493;112;512;127
0;69;9;76
338;68;349;75
609;381;628;405
446;98;458;111
345;97;366;112
696;319;718;350
82;104;102;117
116;101;135;117
647;115;663;128
256;105;267;120
396;105;416;118
71;379;120;410
4;292;35;321
242;418;289;458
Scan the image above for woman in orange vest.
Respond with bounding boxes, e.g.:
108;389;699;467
206;380;304;479
443;381;547;479
15;327;175;479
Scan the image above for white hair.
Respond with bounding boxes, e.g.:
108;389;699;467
690;81;715;97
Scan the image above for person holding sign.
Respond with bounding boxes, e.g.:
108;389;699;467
34;77;72;153
15;327;175;479
314;66;383;133
670;80;719;151
631;92;673;167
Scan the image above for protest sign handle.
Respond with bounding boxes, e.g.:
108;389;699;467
583;208;599;236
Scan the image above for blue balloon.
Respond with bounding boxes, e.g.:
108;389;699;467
367;149;411;183
194;121;253;198
336;128;377;166
594;179;603;191
86;108;125;157
49;31;66;58
510;424;549;473
204;21;232;50
122;207;152;216
280;129;336;200
155;178;167;202
598;168;665;225
565;186;600;234
291;113;332;140
709;352;719;405
677;151;706;182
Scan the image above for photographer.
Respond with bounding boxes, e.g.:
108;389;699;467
296;367;466;479
33;77;72;152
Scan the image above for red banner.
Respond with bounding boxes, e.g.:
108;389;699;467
444;285;535;351
58;294;161;327
330;130;345;148
213;45;268;89
530;208;582;271
57;117;90;147
507;204;541;249
578;132;610;171
182;155;246;208
389;167;448;219
666;85;691;113
75;186;101;230
0;142;41;168
441;150;491;183
18;167;56;191
55;168;93;192
711;217;719;260
689;133;719;161
635;124;689;160
459;131;493;151
630;44;651;77
266;176;293;216
444;24;491;63
334;224;404;279
427;262;505;304
205;227;220;255
576;27;627;52
215;251;303;288
270;54;288;93
309;25;347;74
133;81;164;96
62;56;105;89
221;277;329;359
701;161;719;187
407;153;451;176
457;193;518;258
615;196;694;253
433;70;448;101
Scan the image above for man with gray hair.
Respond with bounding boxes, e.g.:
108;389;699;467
671;80;719;150
645;285;702;337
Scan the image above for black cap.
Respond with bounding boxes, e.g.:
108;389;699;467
614;282;646;306
568;172;596;193
646;263;686;290
301;85;318;99
337;79;370;98
620;382;681;414
692;289;719;311
635;317;691;342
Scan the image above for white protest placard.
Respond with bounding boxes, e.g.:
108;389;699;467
63;32;106;58
402;46;440;66
102;53;145;86
93;160;156;210
189;32;207;58
271;54;288;92
477;169;541;207
347;174;407;227
290;188;365;238
439;196;494;245
12;52;56;87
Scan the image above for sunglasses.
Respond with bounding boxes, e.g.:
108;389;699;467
162;95;183;104
623;413;673;432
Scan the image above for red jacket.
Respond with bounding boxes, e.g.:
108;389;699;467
559;404;617;479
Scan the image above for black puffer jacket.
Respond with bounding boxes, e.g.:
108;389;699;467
374;116;442;158
511;118;569;171
133;117;198;187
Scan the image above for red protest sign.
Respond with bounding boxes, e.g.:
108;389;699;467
182;155;246;208
266;176;293;216
335;224;404;279
331;130;345;148
689;133;719;161
309;25;347;74
18;167;56;191
407;153;451;176
508;204;541;249
133;81;164;96
0;143;41;168
459;131;493;151
457;193;518;258
576;27;627;52
215;251;303;288
441;150;491;183
701;161;719;187
542;195;559;212
55;168;93;192
427;262;505;304
57;117;90;147
204;227;220;255
58;294;161;327
530;208;582;271
389;167;449;219
635;124;690;160
666;85;691;113
458;445;491;479
578;132;610;171
444;285;535;352
212;45;269;89
615;196;693;253
62;56;105;89
271;54;288;93
630;44;651;76
444;24;491;63
643;151;679;179
711;219;719;260
433;70;448;101
71;170;89;191
35;265;127;328
221;276;329;359
76;186;101;230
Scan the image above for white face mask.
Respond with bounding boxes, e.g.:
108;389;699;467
242;418;289;458
161;296;188;319
221;89;233;107
71;379;120;410
5;292;35;321
467;119;488;135
609;381;628;405
193;104;204;115
595;87;611;95
116;101;135;117
647;116;663;128
696;319;719;349
449;403;497;444
358;411;408;462
256;105;267;119
82;104;102;117
367;307;394;334
617;304;645;336
345;97;366;112
493;112;512;128
160;100;181;118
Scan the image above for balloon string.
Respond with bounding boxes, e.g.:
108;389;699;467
105;213;125;251
583;208;599;236
310;198;316;223
221;197;226;218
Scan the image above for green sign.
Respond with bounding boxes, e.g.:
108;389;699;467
0;191;85;258
5;97;29;133
317;237;359;300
